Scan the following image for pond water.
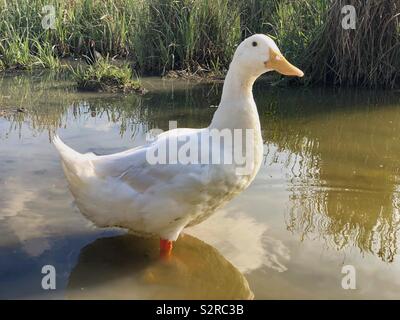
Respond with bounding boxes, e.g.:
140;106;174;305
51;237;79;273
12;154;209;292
1;72;400;299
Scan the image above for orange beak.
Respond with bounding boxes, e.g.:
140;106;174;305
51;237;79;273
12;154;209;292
265;48;304;77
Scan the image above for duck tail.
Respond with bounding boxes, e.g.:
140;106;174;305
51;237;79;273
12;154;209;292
53;135;81;162
53;135;91;179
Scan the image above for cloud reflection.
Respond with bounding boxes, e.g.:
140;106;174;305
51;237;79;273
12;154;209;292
186;209;290;273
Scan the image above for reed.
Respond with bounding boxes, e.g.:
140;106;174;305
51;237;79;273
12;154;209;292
0;0;398;87
302;0;400;88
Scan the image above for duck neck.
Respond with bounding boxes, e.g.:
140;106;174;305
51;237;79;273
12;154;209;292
210;63;259;130
220;63;256;103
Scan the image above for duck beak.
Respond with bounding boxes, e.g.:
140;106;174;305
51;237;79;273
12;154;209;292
265;48;304;77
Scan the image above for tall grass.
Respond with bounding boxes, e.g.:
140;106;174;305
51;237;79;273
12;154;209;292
302;0;400;88
0;0;399;87
135;0;241;74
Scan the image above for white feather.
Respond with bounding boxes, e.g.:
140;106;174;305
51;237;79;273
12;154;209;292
52;35;288;241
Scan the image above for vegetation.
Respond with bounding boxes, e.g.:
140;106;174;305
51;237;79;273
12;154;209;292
302;0;400;88
0;0;399;87
70;59;144;93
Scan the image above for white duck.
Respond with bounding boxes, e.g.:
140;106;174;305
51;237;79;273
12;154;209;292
54;34;303;257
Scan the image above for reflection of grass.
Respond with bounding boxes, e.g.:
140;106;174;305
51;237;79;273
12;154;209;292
259;89;400;262
70;60;143;93
285;188;400;263
0;71;215;137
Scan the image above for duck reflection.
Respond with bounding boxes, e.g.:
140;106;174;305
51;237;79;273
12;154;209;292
66;233;253;300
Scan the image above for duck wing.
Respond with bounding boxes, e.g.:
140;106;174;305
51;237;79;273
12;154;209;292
91;128;214;193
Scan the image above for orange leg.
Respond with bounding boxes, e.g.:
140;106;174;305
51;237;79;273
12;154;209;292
160;238;173;258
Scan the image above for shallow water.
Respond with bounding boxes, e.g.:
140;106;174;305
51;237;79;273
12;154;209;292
1;72;400;299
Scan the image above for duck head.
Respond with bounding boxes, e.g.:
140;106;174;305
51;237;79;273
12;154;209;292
232;34;304;78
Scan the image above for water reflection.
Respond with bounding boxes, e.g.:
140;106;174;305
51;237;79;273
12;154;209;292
259;90;400;262
66;233;253;300
2;72;400;298
187;209;290;273
0;72;216;138
2;72;400;264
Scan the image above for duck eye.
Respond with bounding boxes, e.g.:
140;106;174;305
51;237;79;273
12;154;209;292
252;41;258;47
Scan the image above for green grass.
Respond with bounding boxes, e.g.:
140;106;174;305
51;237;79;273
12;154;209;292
70;59;143;93
0;0;399;88
0;35;61;70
